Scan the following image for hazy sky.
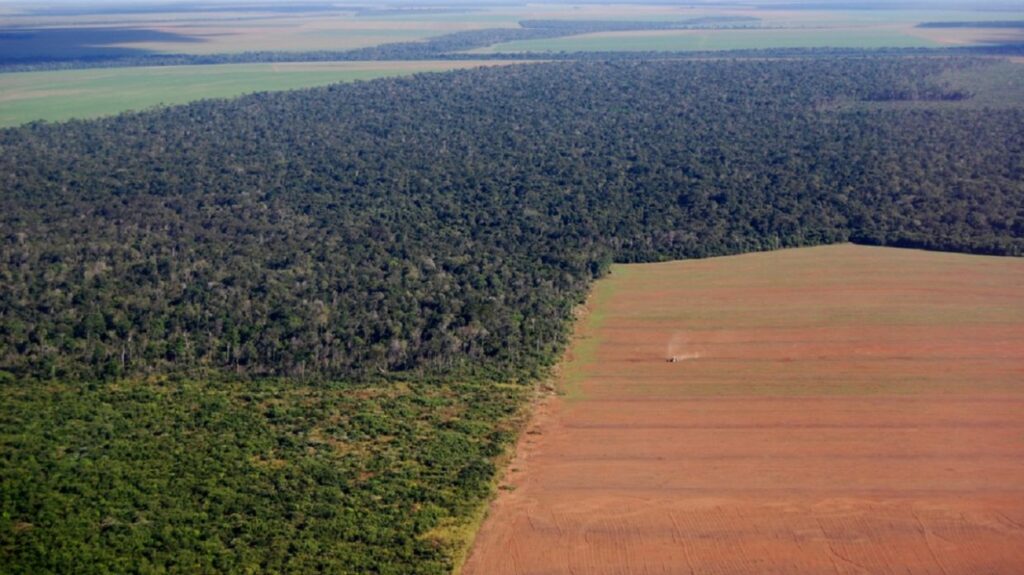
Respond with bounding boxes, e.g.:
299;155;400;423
2;0;1022;8
2;0;1018;3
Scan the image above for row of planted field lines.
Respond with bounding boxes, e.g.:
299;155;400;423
464;244;1024;574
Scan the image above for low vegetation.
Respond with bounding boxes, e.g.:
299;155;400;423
1;375;525;574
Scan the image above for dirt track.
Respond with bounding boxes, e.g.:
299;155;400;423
463;244;1024;574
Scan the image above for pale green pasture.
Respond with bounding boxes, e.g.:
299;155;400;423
823;9;1024;24
0;61;507;127
473;27;940;54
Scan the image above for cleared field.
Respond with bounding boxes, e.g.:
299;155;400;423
0;60;520;126
112;18;507;55
472;26;939;54
464;244;1024;574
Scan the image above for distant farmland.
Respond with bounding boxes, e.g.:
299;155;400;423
472;26;940;53
0;61;521;126
465;244;1024;574
0;13;511;57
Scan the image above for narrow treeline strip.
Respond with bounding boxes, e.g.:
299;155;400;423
918;21;1024;28
4;44;1024;74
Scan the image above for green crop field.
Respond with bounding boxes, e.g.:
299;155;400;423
472;27;940;54
0;61;517;127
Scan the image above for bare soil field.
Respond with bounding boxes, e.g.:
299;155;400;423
464;244;1024;574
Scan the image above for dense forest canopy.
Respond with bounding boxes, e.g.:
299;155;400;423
2;58;1023;384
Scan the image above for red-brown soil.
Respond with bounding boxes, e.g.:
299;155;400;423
463;244;1024;574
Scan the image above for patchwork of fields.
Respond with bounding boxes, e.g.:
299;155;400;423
2;3;1021;126
469;7;1022;54
465;244;1024;574
0;11;516;55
